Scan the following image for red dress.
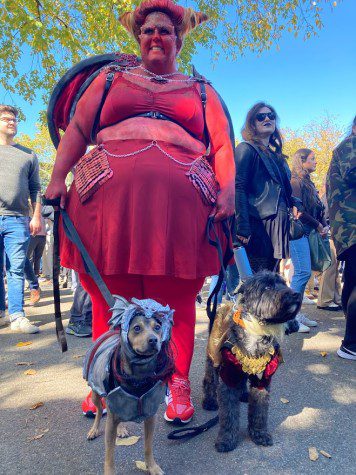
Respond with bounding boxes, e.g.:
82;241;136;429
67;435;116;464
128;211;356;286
60;72;229;279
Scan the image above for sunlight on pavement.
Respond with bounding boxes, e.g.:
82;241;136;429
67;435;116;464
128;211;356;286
281;407;323;430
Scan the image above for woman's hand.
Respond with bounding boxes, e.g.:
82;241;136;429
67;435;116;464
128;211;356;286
45;177;68;209
292;206;301;219
236;235;250;245
211;187;235;222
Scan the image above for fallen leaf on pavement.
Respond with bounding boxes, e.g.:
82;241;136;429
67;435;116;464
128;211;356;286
309;447;319;461
16;362;35;366
280;398;289;404
320;450;332;459
16;341;32;347
320;352;328;357
28;428;49;442
116;436;140;446
135;461;148;471
30;402;44;410
24;369;37;376
73;354;85;359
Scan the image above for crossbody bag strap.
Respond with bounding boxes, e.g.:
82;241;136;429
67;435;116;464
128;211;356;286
90;70;115;143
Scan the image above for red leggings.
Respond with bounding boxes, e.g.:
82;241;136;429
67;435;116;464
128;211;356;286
80;273;204;380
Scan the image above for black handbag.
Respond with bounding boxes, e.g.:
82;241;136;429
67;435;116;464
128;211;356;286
289;214;305;241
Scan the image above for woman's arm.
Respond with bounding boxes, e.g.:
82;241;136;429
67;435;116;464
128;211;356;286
45;72;107;207
290;177;322;230
234;143;256;239
205;85;235;221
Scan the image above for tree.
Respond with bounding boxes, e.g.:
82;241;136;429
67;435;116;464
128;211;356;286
283;114;344;189
0;0;340;108
17;123;56;188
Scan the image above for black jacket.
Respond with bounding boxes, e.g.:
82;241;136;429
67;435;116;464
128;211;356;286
235;142;295;238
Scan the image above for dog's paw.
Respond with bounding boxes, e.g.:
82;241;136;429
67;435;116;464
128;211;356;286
147;463;164;475
215;436;238;453
202;396;218;411
116;424;129;438
87;427;101;440
249;430;273;446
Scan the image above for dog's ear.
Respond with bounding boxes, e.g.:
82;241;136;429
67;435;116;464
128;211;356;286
109;295;130;329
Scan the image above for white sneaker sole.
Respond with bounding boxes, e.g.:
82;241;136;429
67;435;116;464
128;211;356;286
337;349;356;361
297;326;310;333
164;412;192;424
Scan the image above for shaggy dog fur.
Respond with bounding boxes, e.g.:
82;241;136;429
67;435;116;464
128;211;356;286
202;271;301;452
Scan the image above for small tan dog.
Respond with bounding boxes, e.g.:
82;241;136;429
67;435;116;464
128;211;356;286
83;297;174;475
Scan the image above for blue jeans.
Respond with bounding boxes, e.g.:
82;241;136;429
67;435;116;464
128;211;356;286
290;235;312;297
24;257;39;290
0;216;30;318
209;263;240;304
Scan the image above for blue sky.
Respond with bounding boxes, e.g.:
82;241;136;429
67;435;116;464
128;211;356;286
1;1;355;140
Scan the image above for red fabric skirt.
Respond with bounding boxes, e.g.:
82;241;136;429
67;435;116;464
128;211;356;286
60;139;226;279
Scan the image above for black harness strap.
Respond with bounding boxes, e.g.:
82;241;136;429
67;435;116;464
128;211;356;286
90;71;115;143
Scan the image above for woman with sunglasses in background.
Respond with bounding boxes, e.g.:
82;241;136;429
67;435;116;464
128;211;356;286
235;102;299;276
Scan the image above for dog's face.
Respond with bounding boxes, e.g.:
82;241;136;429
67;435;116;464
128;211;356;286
127;314;163;356
239;271;302;325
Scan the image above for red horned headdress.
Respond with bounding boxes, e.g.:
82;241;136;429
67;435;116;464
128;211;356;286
119;0;208;45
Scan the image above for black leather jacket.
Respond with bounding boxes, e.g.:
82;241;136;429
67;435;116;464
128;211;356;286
235;142;295;238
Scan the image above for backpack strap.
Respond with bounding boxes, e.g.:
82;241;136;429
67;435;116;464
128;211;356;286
90;70;115;143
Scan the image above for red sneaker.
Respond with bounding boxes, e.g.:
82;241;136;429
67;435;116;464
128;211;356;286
164;376;194;424
82;390;107;418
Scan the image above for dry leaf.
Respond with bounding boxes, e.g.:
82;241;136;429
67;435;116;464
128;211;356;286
16;341;32;347
24;369;37;376
320;352;328;357
115;435;140;446
320;450;331;459
30;402;44;410
16;362;35;366
135;461;148;471
28;429;49;442
73;354;85;359
280;398;289;404
309;447;319;461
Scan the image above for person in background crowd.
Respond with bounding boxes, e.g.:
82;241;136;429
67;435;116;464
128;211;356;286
208;263;239;305
327;115;356;361
290;148;328;332
66;278;92;338
317;183;342;311
235;102;299;272
0;105;42;333
24;214;46;305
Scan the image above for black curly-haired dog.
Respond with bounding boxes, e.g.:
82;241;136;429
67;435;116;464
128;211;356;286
202;271;301;452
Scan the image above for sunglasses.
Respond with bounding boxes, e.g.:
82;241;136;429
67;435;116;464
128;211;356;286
255;112;276;122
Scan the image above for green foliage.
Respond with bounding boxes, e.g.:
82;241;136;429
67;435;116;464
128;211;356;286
16;123;56;188
283;114;345;189
0;0;339;108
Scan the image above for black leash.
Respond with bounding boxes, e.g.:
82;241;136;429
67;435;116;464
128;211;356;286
42;197;115;352
167;415;219;441
167;216;234;442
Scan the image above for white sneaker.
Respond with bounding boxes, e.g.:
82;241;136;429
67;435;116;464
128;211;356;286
10;316;40;334
297;322;310;333
297;313;318;327
302;296;316;305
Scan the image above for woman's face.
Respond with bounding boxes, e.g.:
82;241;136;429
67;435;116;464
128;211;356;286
254;106;276;138
302;152;316;173
139;12;178;69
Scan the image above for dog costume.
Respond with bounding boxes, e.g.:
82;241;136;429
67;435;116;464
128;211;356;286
83;297;174;422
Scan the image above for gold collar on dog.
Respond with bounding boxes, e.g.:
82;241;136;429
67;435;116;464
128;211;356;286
230;345;275;375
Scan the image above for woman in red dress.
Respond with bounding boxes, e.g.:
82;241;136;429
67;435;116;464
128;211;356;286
46;0;235;424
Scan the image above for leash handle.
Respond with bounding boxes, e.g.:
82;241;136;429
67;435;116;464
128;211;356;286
167;415;219;441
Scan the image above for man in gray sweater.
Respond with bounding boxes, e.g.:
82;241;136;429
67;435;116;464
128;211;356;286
0;105;42;333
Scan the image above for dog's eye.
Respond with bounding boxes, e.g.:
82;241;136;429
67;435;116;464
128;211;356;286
154;323;162;332
133;325;141;333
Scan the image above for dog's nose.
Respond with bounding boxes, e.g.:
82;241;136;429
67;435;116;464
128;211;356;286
148;336;158;347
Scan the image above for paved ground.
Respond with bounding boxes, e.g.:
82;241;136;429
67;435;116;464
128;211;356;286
0;284;355;475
